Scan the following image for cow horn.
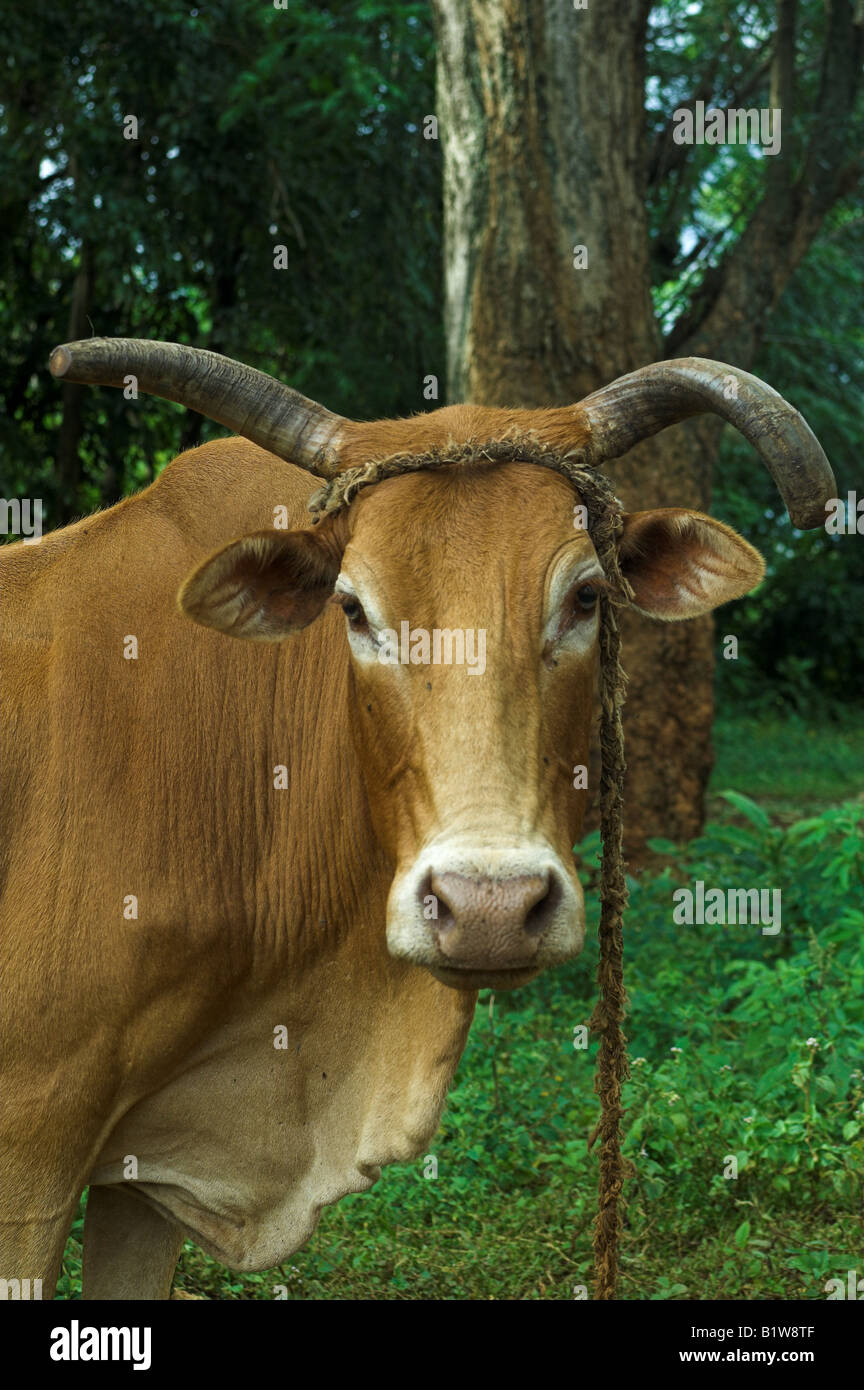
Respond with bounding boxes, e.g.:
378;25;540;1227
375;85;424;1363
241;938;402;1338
49;338;347;477
577;357;835;530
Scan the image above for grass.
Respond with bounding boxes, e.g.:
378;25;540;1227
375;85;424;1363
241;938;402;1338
711;711;864;816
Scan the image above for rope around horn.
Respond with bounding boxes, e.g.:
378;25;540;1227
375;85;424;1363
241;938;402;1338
309;436;633;1300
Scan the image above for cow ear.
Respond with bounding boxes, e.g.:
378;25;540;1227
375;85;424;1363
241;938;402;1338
179;529;341;640
618;508;765;620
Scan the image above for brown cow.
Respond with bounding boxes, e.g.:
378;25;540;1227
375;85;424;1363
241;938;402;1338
0;341;832;1299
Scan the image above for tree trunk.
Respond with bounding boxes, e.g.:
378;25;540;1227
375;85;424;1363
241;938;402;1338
433;0;714;852
55;241;93;523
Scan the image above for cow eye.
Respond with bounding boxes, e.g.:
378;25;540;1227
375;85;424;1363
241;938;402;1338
575;584;598;612
341;597;368;631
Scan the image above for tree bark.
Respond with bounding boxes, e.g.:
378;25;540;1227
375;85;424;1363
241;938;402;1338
433;0;862;852
55;239;93;523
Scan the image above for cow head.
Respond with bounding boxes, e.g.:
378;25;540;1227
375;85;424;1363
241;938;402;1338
49;341;835;990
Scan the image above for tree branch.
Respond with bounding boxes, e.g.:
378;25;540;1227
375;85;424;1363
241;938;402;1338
669;0;863;365
647;39;773;189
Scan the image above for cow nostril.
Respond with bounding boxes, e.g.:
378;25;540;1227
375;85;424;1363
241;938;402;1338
425;870;555;937
524;872;560;937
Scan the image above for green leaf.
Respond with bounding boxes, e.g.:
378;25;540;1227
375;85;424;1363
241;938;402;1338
734;1220;751;1247
718;791;773;831
651;1281;689;1300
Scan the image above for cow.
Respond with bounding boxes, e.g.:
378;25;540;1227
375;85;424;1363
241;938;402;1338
0;340;833;1299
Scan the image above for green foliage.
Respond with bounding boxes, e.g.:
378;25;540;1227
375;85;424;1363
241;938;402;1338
0;0;441;523
712;713;864;808
647;4;864;714
711;214;864;712
646;0;858;317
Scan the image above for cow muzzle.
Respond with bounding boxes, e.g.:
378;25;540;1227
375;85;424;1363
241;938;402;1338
386;839;585;991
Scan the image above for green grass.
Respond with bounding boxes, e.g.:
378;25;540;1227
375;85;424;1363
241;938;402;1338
712;712;864;813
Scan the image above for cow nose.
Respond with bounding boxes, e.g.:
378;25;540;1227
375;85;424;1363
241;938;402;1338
427;871;556;966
